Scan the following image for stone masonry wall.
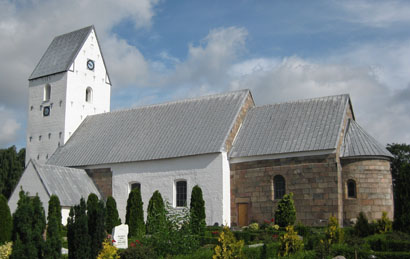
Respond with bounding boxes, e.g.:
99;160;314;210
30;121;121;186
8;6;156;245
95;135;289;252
230;154;342;226
86;168;112;199
341;158;393;223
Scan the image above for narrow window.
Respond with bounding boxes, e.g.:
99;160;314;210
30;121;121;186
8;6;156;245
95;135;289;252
130;182;141;191
59;132;62;138
39;135;42;141
48;133;51;139
176;180;187;207
29;136;32;142
274;175;286;200
347;179;357;198
30;106;33;111
86;87;93;103
44;84;51;101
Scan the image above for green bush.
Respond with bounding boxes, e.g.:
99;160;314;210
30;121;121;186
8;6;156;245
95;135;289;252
125;188;145;238
67;198;90;259
329;243;372;259
354;212;372;237
87;193;106;259
0;194;12;244
190;185;206;236
366;234;410;252
377;211;393;234
146;190;166;234
44;195;62;259
106;196;121;234
171;248;213;259
118;244;157;259
278;225;303;257
374;251;410;259
274;193;296;227
213;226;244;259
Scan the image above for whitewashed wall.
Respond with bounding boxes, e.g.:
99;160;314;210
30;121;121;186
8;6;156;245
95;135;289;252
8;162;50;216
86;152;231;226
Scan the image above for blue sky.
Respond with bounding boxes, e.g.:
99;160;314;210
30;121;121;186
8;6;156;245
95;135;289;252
1;0;410;149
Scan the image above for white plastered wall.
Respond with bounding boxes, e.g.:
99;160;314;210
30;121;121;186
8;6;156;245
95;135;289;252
86;152;231;226
65;28;110;143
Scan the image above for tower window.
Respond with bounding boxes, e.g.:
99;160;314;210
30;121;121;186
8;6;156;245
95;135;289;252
274;175;286;200
48;133;51;139
175;180;187;207
44;84;51;102
39;135;42;141
347;179;357;198
30;106;33;111
86;87;93;103
130;182;141;192
59;132;62;138
29;136;32;142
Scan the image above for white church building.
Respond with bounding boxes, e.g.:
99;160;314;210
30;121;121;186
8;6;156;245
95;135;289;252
9;26;393;227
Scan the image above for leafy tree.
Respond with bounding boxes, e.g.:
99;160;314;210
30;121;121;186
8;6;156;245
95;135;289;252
387;143;410;232
106;196;121;233
87;193;106;259
274;192;296;227
0;194;12;244
67;198;90;259
125;188;145;238
190;185;206;235
44;195;61;259
146;190;166;234
0;146;25;199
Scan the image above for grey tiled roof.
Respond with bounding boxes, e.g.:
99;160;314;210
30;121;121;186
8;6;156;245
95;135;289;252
230;94;350;158
48;90;251;167
29;26;93;80
340;119;392;158
32;161;101;206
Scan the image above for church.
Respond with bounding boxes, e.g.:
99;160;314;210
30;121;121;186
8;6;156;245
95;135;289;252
8;26;394;227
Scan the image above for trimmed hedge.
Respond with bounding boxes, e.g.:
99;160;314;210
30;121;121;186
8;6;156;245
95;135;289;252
374;251;410;259
367;236;410;252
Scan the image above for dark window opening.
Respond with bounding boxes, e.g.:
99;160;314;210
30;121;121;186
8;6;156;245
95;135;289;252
176;180;187;207
131;183;141;191
274;175;286;200
347;179;357;198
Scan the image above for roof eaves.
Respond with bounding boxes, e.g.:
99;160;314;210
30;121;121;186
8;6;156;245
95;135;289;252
92;25;112;85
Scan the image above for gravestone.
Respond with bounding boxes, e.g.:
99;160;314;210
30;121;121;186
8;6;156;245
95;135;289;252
112;224;128;249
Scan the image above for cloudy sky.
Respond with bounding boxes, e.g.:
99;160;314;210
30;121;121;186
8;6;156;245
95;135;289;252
1;0;410;149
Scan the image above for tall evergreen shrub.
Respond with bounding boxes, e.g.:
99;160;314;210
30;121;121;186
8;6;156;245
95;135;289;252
87;193;106;259
0;194;12;244
106;196;121;233
32;196;46;259
190;185;206;235
274;192;296;227
44;195;62;259
67;198;90;259
125;188;145;238
146;190;166;234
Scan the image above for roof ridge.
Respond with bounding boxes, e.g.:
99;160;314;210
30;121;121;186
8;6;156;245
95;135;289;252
252;93;350;110
89;89;251;117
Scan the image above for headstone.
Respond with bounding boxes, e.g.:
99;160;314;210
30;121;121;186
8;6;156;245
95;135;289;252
112;224;128;249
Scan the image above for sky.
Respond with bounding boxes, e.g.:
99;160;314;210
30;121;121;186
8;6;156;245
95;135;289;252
1;0;410;150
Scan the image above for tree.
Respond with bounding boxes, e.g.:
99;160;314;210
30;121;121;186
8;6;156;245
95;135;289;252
87;193;106;259
274;192;296;227
44;195;62;259
190;185;206;235
67;198;90;259
0;194;12;244
0;146;25;199
387;143;410;232
125;188;145;238
32;196;46;259
146;190;166;234
106;196;121;234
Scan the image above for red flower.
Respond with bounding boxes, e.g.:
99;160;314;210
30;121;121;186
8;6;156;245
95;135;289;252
271;218;274;223
112;239;116;243
130;242;136;247
264;219;270;224
135;239;141;245
272;234;278;239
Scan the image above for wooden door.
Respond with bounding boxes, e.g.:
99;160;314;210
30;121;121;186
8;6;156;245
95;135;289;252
238;203;248;226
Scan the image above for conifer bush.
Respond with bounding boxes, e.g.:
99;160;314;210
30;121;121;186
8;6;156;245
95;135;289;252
87;193;106;259
67;198;90;259
0;194;12;244
190;185;206;236
213;226;244;259
355;212;371;237
44;195;62;259
106;196;121;234
125;188;145;238
146;190;166;234
278;225;304;257
32;195;46;258
274;192;296;227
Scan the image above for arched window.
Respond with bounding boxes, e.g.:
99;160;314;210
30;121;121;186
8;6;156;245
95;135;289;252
130;182;141;192
175;180;187;207
274;175;286;200
86;87;93;103
347;179;357;198
44;84;51;101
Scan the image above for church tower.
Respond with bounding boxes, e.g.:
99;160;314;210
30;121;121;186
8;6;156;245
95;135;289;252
26;26;111;164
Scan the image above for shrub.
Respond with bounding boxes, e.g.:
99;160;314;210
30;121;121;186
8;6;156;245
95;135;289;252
374;251;410;259
278;225;303;257
0;194;12;244
44;195;62;259
32;195;46;258
0;242;12;258
213;226;244;259
274;193;296;227
248;222;259;231
125;188;145;238
329;243;371;259
118;243;157;259
67;198;90;259
106;196;121;234
355;212;371;237
146;190;166;234
325;216;343;245
97;239;119;259
87;194;106;259
377;211;393;234
190;185;206;236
